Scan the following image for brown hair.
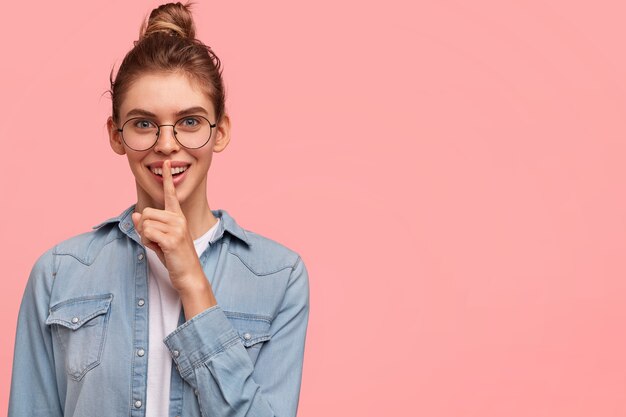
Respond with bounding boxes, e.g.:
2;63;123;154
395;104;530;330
108;1;225;125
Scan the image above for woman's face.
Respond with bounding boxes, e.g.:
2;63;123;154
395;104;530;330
107;72;230;211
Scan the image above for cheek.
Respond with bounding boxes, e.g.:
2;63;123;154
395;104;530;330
125;149;147;164
190;149;213;166
125;154;147;175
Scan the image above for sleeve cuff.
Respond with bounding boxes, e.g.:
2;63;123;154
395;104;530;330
163;305;239;377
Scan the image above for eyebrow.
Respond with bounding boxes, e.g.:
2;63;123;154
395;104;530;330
125;106;209;118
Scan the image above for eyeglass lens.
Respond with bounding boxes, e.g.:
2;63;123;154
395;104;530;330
121;116;213;150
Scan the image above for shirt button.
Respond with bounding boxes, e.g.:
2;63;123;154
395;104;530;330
243;332;252;341
137;348;145;357
71;317;79;324
194;389;199;396
137;299;145;307
172;350;180;358
137;253;144;261
134;400;142;408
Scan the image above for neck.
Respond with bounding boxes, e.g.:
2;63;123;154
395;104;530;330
179;197;218;240
134;188;218;240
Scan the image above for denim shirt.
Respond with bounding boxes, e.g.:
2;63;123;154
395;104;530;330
9;205;309;417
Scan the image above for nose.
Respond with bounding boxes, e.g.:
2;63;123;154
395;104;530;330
153;124;180;154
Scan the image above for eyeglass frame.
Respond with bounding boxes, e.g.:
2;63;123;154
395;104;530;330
116;115;217;151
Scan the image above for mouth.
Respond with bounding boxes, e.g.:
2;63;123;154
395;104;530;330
149;164;190;177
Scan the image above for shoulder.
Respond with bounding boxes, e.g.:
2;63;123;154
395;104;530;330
26;245;57;290
219;224;310;317
25;225;120;288
50;222;124;266
38;205;137;266
228;227;306;277
216;209;307;277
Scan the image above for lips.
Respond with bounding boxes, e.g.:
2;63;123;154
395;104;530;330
150;165;189;176
146;161;191;185
147;161;191;175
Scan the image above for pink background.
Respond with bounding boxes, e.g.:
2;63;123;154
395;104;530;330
2;0;626;415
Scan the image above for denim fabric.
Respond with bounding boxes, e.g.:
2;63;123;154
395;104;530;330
9;205;309;417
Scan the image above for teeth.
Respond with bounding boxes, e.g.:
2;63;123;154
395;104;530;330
151;165;188;176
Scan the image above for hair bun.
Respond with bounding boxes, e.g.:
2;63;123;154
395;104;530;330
139;1;196;41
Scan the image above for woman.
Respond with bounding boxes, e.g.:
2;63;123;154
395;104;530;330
8;2;309;416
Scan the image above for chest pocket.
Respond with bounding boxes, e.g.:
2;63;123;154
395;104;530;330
224;312;272;364
45;294;113;381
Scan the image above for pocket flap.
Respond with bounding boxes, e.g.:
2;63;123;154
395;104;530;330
224;312;272;347
46;294;113;330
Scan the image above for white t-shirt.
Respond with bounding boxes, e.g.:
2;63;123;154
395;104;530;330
144;218;220;417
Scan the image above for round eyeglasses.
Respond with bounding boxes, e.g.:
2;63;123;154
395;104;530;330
117;115;217;151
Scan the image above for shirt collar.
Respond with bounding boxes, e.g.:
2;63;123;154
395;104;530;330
92;204;251;246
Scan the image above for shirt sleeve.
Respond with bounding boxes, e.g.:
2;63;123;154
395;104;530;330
9;248;63;417
163;255;310;417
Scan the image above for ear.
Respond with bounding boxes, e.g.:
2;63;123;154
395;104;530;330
107;116;126;155
212;113;231;153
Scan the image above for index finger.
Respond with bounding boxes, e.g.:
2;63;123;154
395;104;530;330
162;160;182;213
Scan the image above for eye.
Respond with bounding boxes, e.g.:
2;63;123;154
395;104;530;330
180;117;200;127
133;119;156;129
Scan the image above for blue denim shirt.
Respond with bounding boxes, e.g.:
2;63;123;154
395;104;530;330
9;205;309;417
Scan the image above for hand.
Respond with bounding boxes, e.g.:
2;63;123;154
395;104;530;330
131;160;205;293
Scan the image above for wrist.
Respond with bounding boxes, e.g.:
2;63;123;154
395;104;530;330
177;272;217;320
177;273;209;297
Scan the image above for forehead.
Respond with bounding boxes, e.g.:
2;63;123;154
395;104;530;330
120;72;215;119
